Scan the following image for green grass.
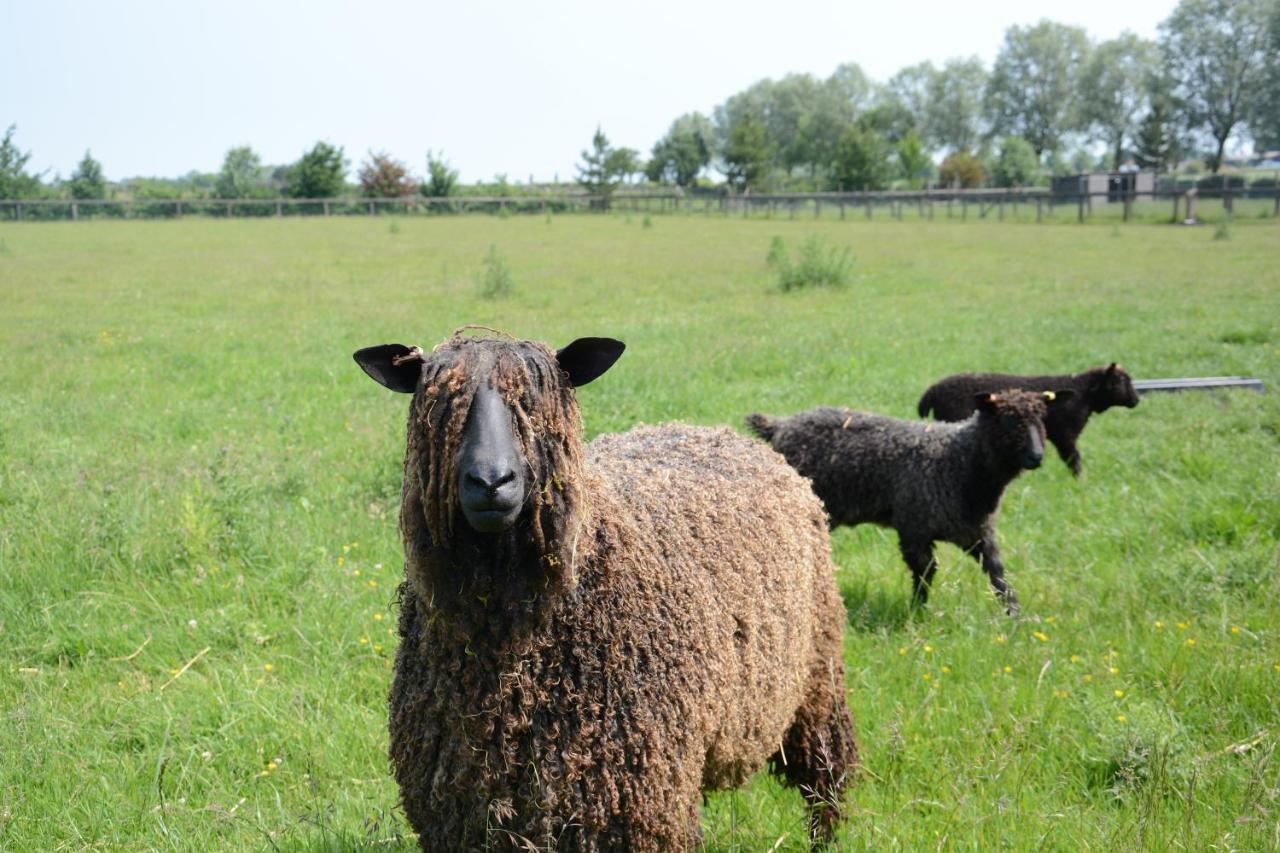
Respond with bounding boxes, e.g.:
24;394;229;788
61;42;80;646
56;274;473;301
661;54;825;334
1;215;1278;850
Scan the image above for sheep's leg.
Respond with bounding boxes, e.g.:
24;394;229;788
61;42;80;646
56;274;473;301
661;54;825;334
970;537;1020;616
1053;436;1083;477
899;539;937;607
769;681;858;845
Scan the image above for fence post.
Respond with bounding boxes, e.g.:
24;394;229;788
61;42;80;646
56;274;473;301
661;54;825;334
226;201;233;218
839;199;846;220
176;200;183;218
368;201;375;215
1123;193;1132;222
1077;194;1084;224
276;201;282;217
323;200;331;217
961;198;967;220
1036;197;1043;223
71;202;78;221
16;202;22;220
998;198;1004;221
1171;192;1180;223
865;194;872;219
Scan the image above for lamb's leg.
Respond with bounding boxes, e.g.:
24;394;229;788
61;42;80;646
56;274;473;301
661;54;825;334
769;680;858;845
899;538;937;607
1053;436;1082;477
969;535;1020;616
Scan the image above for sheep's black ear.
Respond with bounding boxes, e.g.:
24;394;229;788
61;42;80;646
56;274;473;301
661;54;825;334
1045;389;1076;405
974;392;998;412
353;344;423;393
556;337;625;387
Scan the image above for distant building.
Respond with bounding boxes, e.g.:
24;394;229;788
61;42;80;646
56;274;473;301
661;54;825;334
1051;169;1156;202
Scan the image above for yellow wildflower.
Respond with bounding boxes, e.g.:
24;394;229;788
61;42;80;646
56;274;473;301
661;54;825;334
1109;667;1119;675
1114;689;1124;698
373;613;384;621
1154;620;1164;629
1083;674;1093;683
1117;715;1127;722
1186;638;1196;647
995;634;1007;644
924;645;933;653
1033;631;1049;642
263;663;274;672
1003;666;1012;674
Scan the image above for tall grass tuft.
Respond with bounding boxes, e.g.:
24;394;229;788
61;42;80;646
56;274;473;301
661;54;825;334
1213;221;1231;241
767;234;854;292
478;244;515;299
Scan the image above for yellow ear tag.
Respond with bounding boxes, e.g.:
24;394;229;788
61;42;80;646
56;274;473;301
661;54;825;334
1044;391;1056;401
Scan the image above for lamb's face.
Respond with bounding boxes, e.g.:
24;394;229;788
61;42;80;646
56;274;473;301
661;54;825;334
975;390;1072;470
1095;363;1140;411
353;333;625;537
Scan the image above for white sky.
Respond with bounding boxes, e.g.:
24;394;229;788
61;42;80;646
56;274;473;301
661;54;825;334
2;0;1180;183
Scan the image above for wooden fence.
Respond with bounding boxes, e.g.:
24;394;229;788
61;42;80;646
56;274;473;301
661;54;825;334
1;185;1277;223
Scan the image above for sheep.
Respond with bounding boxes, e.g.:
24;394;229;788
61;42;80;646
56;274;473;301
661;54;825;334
747;389;1074;615
353;331;857;850
917;364;1139;476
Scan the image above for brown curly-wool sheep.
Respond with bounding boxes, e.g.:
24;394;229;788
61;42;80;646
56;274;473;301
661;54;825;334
355;332;857;850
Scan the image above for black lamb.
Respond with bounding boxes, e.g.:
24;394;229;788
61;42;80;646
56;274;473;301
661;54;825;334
747;390;1073;614
917;363;1139;476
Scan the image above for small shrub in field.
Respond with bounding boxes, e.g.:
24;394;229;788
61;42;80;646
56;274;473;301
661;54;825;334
642;215;652;229
388;219;401;235
1213;221;1231;241
1081;699;1195;800
767;234;854;292
478;245;514;299
496;204;512;219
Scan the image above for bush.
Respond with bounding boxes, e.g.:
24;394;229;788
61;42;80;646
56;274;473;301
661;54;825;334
767;234;854;292
358;151;416;199
478;245;514;299
939;151;984;188
992;137;1040;188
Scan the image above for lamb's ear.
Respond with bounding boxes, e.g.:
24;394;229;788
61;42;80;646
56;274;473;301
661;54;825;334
1107;362;1121;374
1045;389;1076;405
353;344;423;393
556;337;625;387
974;392;998;412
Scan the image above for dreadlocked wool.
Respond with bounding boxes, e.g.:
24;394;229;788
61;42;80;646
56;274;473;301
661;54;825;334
387;335;857;850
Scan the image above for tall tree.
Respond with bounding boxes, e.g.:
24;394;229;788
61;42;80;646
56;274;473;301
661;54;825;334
1160;0;1273;171
1249;3;1280;151
606;147;643;184
1080;34;1160;168
897;131;932;188
647;113;715;186
0;124;41;199
358;151;416;198
576;127;622;202
215;145;264;198
289;141;347;198
68;150;106;199
986;21;1091;156
883;63;936;137
925;58;988;154
720;113;773;191
423;151;459;197
1133;95;1183;171
829;123;893;191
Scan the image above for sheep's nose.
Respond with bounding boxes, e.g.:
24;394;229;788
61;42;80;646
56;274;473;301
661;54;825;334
465;467;516;495
1023;453;1042;470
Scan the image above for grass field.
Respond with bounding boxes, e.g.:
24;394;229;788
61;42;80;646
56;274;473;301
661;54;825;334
1;213;1278;850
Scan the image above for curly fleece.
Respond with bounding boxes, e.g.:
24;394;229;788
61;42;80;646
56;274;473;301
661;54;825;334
387;336;857;850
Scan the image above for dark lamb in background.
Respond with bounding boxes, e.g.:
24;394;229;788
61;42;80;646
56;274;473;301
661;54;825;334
748;389;1073;615
917;363;1139;476
354;332;858;850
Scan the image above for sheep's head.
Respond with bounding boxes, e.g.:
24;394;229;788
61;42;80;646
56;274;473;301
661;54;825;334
1091;362;1140;412
354;332;624;584
974;389;1074;471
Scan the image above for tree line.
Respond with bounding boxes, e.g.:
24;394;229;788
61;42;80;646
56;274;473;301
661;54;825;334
3;0;1277;203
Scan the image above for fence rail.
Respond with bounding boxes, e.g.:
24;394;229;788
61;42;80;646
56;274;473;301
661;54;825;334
2;185;1277;223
